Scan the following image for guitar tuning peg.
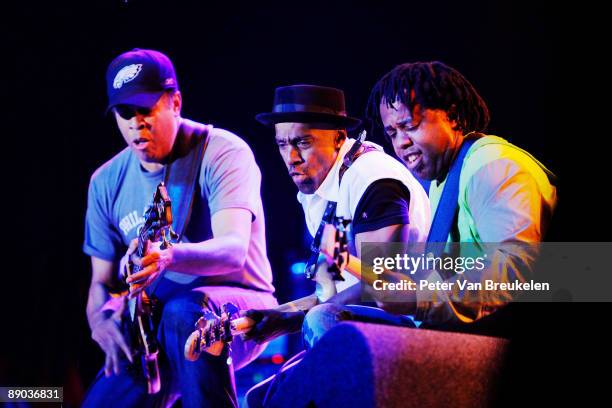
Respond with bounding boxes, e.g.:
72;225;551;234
184;329;203;361
204;328;212;347
358;129;367;142
222;302;239;319
194;316;206;329
195;330;202;354
226;344;233;366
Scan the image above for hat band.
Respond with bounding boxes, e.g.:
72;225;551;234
272;103;347;116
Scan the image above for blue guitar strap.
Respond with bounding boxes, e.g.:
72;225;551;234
426;136;479;254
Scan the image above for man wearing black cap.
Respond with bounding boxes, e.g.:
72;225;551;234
82;49;277;407
242;85;431;347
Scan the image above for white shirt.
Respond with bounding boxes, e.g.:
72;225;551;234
297;138;431;291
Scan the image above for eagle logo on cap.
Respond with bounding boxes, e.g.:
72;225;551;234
113;64;143;89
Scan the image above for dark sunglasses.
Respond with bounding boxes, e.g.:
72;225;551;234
114;105;152;120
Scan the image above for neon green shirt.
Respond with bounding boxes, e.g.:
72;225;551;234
417;135;557;325
428;135;557;243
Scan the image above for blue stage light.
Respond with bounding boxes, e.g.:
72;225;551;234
290;262;307;275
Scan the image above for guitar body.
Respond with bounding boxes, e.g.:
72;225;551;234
128;268;161;394
100;290;161;394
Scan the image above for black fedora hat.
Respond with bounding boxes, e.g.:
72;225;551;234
256;84;362;130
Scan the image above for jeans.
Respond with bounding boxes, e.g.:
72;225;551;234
243;303;415;407
302;303;416;349
82;278;277;408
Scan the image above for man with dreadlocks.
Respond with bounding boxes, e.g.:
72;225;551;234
367;61;557;326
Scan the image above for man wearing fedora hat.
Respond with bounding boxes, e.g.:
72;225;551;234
82;48;277;407
242;84;431;347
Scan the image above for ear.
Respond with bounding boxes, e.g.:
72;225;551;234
335;130;347;149
447;104;460;130
171;91;182;116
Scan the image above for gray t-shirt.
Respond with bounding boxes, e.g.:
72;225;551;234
83;119;274;293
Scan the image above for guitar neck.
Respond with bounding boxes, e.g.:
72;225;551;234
230;256;382;337
128;234;148;275
344;255;362;281
267;260;361;315
343;252;410;287
193;259;376;354
275;293;319;313
226;293;320;337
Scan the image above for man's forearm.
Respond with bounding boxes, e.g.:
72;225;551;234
86;281;112;330
169;234;248;276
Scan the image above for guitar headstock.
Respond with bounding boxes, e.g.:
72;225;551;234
153;182;173;229
140;183;178;251
184;303;240;363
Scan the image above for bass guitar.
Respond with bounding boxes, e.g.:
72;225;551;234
183;218;351;362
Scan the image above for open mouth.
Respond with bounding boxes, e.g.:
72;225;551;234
133;138;150;149
404;151;422;169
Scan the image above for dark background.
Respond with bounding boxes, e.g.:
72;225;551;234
2;0;608;405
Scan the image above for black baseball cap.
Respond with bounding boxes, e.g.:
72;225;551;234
105;48;178;112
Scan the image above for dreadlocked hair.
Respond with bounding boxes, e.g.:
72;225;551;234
366;61;490;139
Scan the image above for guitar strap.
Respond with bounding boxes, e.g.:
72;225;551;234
147;120;211;295
426;136;479;249
163;120;212;241
304;138;376;278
